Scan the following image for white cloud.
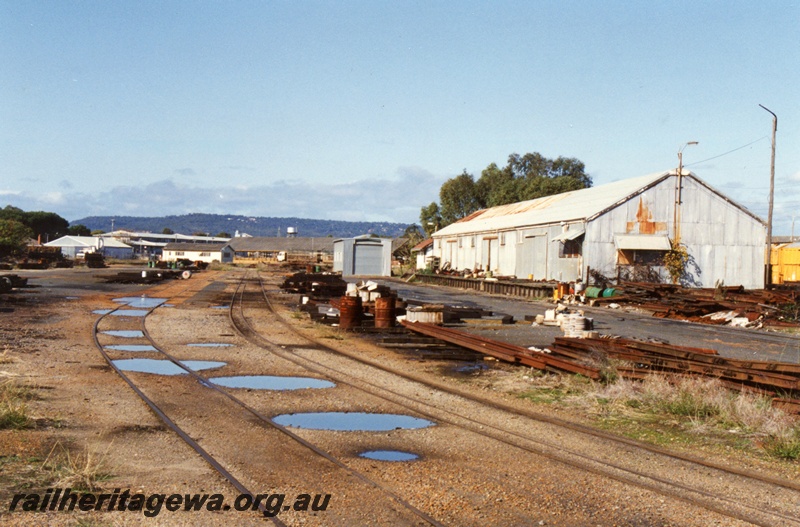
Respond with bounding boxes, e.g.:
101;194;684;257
3;169;443;224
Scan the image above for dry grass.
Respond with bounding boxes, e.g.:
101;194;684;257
42;441;114;491
519;370;800;460
0;378;31;429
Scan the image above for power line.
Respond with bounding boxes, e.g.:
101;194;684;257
685;135;769;167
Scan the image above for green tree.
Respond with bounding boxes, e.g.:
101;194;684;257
162;227;174;235
395;224;425;263
68;224;91;236
419;202;442;237
439;170;482;225
0;206;68;242
0;219;33;258
475;163;516;207
421;152;591;228
216;232;231;238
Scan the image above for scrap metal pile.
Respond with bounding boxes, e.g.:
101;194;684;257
586;281;800;328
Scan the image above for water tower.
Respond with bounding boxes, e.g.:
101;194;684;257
287;227;297;238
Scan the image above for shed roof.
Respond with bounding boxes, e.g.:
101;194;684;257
434;170;762;237
163;242;229;252
227;237;335;253
45;236;132;249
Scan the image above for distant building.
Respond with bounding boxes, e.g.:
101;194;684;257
227;237;334;265
333;235;394;277
411;238;435;271
45;236;134;259
162;242;234;264
100;231;230;259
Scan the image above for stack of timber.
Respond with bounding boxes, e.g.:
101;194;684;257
591;281;800;328
400;321;800;414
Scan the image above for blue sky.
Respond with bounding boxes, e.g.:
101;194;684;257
2;1;798;234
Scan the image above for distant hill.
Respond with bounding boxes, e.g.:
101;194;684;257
70;213;413;238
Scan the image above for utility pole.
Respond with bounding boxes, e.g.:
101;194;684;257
674;141;698;245
759;104;777;288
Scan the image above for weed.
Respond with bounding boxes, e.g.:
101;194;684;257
763;432;800;460
42;442;114;491
0;379;31;429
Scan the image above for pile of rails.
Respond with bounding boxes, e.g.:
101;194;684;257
588;281;800;328
401;321;800;414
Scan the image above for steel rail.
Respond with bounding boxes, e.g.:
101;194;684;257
94;274;443;527
91;301;288;526
247;272;800;526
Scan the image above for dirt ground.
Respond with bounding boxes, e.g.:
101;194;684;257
1;267;798;526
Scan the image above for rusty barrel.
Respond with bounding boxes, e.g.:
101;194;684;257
374;296;396;328
338;295;363;330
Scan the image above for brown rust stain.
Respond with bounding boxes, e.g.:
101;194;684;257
626;197;667;235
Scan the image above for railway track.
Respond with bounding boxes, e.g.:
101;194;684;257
92;270;800;526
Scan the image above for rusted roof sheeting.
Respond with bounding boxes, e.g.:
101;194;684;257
436;171;671;236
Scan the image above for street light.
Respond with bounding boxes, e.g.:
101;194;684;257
674;141;698;245
759;104;777;288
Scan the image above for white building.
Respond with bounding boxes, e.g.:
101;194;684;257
162;242;234;264
333;236;394;277
431;170;766;289
45;236;134;259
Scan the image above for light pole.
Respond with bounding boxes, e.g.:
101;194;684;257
674;141;698;245
759;104;777;288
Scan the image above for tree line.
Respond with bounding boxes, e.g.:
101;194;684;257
419;152;591;236
0;205;90;257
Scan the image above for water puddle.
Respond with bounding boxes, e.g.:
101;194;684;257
272;412;435;431
188;343;234;348
359;450;419;462
456;362;490;373
209;376;335;390
65;296;80;300
112;359;226;375
113;296;167;309
105;344;159;352
108;309;150;317
210;305;229;310
102;330;145;338
93;309;112;315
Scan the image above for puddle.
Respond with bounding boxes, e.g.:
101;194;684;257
188;343;234;348
112;359;226;375
108;309;150;317
65;296;80;300
272;412;435;431
210;376;335;390
359;450;419;462
102;330;145;338
93;309;112;315
456;362;490;373
113;296;167;309
210;305;229;310
105;344;159;352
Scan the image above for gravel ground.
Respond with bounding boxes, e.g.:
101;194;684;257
1;267;798;526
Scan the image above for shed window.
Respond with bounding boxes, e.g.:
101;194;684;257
499;232;506;246
200;252;211;257
618;249;666;266
175;251;184;256
559;239;583;258
470;236;476;248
